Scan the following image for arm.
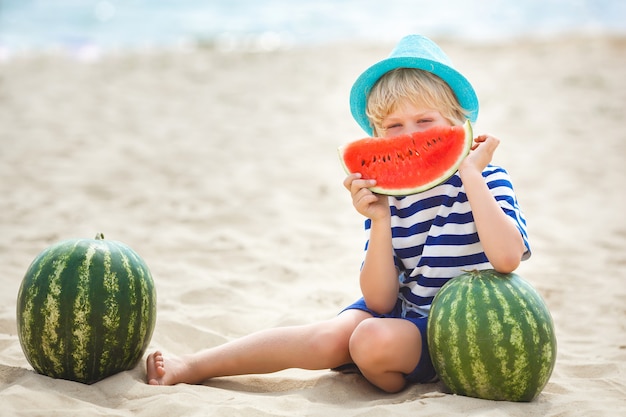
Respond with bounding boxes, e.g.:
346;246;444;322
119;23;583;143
360;216;398;313
458;135;526;273
344;174;399;313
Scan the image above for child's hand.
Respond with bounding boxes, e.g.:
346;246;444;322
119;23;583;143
460;134;500;173
343;173;390;220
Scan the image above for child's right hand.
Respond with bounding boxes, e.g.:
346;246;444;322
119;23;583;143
343;173;390;220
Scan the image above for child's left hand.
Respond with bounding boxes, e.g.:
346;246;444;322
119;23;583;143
460;134;500;173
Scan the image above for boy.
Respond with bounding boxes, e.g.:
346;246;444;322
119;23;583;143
146;34;530;393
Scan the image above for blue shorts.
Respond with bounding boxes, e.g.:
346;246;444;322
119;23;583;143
341;297;436;384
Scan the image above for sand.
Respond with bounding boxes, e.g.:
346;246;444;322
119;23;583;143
0;35;625;416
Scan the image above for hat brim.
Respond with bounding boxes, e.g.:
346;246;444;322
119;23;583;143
349;56;479;135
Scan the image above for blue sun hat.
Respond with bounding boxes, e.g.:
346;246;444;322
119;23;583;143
350;34;479;135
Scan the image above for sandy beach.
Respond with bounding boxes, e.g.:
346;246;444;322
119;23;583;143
0;35;625;416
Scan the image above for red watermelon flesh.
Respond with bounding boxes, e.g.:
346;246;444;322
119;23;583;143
339;121;473;195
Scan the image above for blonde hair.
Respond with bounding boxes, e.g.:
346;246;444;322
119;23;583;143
366;68;469;136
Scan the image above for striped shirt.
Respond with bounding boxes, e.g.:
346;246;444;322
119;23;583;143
363;164;531;318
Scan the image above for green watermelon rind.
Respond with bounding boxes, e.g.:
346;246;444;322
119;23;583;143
16;235;157;384
427;269;557;402
338;120;473;196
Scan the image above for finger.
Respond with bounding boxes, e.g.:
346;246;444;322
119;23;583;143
480;135;500;150
354;191;379;209
353;184;376;202
350;179;377;195
474;134;488;143
343;173;361;190
343;173;375;191
475;134;500;143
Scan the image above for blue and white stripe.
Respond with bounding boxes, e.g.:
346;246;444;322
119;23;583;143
363;164;530;317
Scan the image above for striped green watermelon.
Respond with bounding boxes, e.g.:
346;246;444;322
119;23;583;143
16;233;157;384
427;269;556;402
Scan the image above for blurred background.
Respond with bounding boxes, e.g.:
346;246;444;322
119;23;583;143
1;0;625;58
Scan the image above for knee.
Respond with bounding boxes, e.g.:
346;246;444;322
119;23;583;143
349;319;395;367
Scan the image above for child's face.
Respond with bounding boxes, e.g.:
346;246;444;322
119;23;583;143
378;101;451;138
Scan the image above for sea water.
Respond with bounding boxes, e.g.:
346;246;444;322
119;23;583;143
1;0;625;54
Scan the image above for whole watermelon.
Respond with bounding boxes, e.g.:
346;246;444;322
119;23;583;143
16;233;157;384
427;269;556;402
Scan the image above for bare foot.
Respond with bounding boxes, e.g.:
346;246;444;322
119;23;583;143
146;351;189;385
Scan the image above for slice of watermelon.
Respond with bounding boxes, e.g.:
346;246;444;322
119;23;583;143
339;120;473;196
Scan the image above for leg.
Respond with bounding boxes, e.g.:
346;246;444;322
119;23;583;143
146;309;372;385
349;317;422;393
